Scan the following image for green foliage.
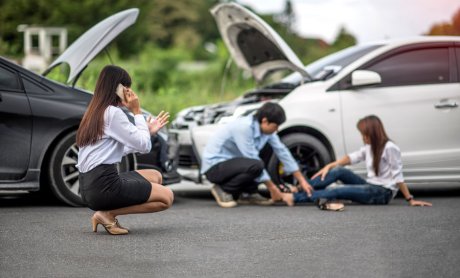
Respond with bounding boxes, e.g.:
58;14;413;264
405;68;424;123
1;0;358;119
69;43;254;118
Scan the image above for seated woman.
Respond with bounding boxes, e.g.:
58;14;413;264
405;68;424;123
282;115;432;211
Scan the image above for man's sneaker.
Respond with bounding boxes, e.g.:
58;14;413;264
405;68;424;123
237;192;274;206
210;185;237;208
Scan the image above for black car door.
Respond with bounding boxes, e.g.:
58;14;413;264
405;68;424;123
0;64;32;181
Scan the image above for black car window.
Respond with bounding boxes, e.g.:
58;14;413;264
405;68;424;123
365;47;450;87
22;75;49;94
0;66;20;90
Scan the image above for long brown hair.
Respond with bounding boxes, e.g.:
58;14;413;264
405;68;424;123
76;65;132;147
357;115;390;176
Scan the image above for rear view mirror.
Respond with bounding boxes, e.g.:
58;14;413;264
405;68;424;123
351;70;382;87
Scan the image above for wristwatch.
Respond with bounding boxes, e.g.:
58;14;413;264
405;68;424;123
405;195;414;202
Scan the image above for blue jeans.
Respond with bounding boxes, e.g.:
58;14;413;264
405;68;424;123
293;167;393;205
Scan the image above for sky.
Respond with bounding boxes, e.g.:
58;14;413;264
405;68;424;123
238;0;460;43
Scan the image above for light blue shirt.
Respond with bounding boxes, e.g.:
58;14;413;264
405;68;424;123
201;116;299;182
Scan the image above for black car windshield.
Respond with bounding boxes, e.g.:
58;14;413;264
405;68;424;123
281;43;384;84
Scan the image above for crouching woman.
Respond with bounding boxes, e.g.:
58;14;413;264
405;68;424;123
76;65;173;234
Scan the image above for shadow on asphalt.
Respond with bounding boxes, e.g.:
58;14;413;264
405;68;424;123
0;191;64;207
1;184;459;207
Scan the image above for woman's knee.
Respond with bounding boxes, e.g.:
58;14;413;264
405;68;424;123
138;169;163;184
164;187;174;207
155;185;174;208
329;167;348;175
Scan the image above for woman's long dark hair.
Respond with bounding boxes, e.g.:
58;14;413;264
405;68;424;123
357;115;390;176
76;65;132;147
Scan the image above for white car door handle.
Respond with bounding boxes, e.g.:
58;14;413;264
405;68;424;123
434;102;458;109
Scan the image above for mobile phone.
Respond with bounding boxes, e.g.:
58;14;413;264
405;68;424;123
115;84;126;102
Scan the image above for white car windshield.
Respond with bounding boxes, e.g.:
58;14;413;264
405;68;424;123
282;44;384;84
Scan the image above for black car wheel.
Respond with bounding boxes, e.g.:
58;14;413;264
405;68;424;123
47;131;132;206
267;133;332;187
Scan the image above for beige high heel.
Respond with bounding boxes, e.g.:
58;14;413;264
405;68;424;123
91;215;129;235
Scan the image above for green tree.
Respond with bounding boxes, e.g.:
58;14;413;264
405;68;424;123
0;0;220;58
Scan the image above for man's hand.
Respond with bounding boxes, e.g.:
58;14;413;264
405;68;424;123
292;170;313;197
269;187;283;202
264;180;283;201
299;180;313;197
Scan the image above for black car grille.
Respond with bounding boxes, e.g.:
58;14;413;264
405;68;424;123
178;145;199;168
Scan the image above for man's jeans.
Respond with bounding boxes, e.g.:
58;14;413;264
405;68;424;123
294;167;393;205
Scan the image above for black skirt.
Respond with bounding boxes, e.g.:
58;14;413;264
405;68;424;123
79;164;152;211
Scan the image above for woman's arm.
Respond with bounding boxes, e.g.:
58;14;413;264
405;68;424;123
397;182;432;207
311;155;351;181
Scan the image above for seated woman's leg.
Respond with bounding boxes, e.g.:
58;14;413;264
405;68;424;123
312;184;390;205
308;167;366;189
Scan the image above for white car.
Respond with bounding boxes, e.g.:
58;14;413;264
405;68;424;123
170;3;460;187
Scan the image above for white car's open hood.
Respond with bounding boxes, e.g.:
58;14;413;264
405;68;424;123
43;8;139;84
211;3;311;83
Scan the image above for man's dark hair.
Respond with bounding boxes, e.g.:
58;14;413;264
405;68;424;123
254;102;286;125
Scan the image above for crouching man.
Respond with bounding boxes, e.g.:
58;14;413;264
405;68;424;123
201;102;313;208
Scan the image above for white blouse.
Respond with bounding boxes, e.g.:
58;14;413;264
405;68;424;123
76;106;151;173
348;141;404;194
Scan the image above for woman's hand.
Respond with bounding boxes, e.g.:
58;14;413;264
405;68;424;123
147;111;170;135
121;88;141;115
311;164;332;181
409;199;432;207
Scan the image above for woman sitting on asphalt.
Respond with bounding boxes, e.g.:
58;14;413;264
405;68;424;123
282;115;432;211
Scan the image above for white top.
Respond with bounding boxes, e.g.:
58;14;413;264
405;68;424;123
348;141;404;195
76;106;151;173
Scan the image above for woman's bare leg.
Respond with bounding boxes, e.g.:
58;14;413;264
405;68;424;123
136;169;162;184
94;183;174;221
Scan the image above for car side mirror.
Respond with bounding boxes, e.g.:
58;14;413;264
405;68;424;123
351;70;382;87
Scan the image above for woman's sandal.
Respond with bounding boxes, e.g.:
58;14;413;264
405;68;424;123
277;183;297;193
315;198;345;212
91;215;129;235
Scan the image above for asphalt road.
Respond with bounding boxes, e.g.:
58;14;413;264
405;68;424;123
1;182;460;278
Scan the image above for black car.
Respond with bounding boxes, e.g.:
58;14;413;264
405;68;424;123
0;9;180;206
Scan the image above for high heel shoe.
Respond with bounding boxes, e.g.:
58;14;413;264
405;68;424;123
114;218;130;232
91;215;129;235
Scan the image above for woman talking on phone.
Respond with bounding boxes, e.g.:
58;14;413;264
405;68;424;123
76;65;173;235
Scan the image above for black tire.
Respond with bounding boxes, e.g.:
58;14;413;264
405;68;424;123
47;131;132;207
267;133;332;186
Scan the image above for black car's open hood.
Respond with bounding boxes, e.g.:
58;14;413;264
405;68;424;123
43;8;139;84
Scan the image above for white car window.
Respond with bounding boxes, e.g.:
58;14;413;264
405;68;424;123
282;44;383;84
365;47;450;87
